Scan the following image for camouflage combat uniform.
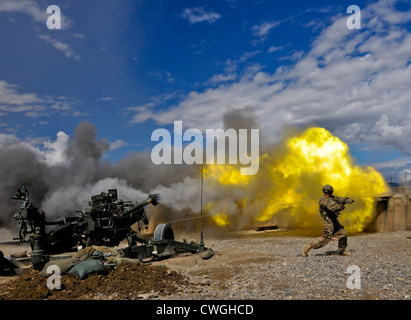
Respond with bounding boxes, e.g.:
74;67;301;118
309;195;350;253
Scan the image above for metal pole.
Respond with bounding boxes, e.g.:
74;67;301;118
200;163;204;246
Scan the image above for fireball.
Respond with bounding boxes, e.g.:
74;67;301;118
204;127;389;233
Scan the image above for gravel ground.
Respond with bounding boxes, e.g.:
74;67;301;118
154;230;411;300
1;229;410;300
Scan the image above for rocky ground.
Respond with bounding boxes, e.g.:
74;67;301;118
0;229;410;300
158;230;410;300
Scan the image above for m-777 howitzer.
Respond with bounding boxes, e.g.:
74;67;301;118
11;186;82;255
11;187;212;271
80;189;159;247
11;186;159;255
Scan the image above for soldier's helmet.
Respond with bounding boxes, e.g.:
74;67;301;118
322;184;334;195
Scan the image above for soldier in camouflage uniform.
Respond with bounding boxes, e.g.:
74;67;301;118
302;184;354;257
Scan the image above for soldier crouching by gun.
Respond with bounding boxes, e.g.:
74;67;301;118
302;184;354;257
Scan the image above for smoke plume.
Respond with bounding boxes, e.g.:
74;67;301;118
0;111;389;236
0;121;201;234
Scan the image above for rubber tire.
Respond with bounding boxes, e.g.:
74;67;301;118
153;223;174;241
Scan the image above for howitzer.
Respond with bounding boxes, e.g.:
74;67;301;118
81;189;159;247
12;186;82;255
12;186;159;256
11;187;211;270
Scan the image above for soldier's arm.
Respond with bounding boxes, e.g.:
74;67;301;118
322;198;345;212
334;196;354;205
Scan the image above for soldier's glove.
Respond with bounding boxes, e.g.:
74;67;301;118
346;198;354;204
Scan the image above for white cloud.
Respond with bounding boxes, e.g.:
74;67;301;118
0;80;47;116
42;131;70;166
371;157;411;170
206;73;237;85
0;0;77;60
129;106;153;124
109;139;128;151
133;0;411;157
181;7;222;24
37;34;81;61
0;131;67;166
0;0;47;23
0;0;72;27
0;80;43;105
370;113;411;154
0;80;82;118
251;21;284;45
268;46;284;53
0;132;20;145
252;21;282;38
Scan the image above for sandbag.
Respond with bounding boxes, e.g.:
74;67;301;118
10;251;28;259
201;248;214;260
68;259;107;279
40;258;80;277
106;257;142;266
72;245;119;261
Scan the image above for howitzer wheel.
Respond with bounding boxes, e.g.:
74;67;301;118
153;223;174;241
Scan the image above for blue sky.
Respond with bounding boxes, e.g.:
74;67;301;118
1;0;411;183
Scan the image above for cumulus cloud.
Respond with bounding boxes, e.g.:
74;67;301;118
0;80;82;118
0;0;72;27
0;0;48;23
0;80;43;106
42;131;70;166
133;0;411;157
371;157;411;170
0;0;78;60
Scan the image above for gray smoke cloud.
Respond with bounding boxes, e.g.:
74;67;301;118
0;121;201;233
150;106;263;227
0;122;110;228
0;109;261;234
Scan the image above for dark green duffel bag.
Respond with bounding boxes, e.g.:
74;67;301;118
68;258;107;279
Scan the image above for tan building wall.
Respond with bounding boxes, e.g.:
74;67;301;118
373;186;411;232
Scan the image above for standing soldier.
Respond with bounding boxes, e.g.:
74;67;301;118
302;184;354;257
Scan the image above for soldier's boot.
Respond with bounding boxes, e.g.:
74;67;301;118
302;244;312;257
339;251;351;256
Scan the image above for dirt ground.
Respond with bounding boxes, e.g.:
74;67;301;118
0;228;410;300
0;263;189;300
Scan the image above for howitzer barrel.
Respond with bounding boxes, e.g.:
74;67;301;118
122;194;159;220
